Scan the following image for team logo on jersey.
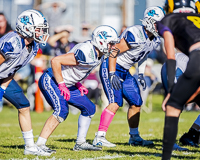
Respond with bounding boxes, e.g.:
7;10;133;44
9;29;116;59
89;49;95;60
20;16;32;25
98;31;111;40
16;37;21;48
138;30;144;41
147;10;158;17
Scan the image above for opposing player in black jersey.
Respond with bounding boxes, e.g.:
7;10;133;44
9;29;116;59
156;0;200;159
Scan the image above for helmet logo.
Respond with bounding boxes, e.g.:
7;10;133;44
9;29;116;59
20;16;32;25
147;10;158;17
98;31;111;40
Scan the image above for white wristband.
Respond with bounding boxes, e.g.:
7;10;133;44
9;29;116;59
58;81;65;84
1;86;7;90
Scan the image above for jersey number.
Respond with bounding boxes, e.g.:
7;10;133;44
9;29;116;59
131;51;150;62
187;16;200;29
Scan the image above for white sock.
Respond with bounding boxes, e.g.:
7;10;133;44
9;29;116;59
129;127;139;136
36;136;47;146
76;115;91;144
97;131;106;137
22;129;34;147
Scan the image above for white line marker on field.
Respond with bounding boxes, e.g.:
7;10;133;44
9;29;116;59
80;154;126;160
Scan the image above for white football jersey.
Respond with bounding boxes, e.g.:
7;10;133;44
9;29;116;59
116;25;160;70
174;52;189;83
0;31;39;79
61;40;104;87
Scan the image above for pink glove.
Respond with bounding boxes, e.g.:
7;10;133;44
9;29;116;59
75;82;88;96
58;82;70;101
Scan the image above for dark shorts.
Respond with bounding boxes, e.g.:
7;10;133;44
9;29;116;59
39;68;96;120
99;58;142;107
0;79;30;109
167;50;200;110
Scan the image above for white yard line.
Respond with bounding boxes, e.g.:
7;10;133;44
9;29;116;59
80;154;126;160
8;152;196;160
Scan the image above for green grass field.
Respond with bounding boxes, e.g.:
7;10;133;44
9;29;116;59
0;94;200;160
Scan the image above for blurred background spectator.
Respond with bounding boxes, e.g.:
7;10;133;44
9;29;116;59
36;1;67;36
48;25;77;57
0;12;12;38
119;25;127;35
75;22;91;43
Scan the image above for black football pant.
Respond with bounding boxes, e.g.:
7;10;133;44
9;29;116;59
163;49;200;160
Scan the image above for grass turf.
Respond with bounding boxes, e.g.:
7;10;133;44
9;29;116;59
0;94;200;159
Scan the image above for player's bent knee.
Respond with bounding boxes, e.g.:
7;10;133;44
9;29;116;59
129;97;143;106
129;105;141;110
53;114;66;123
53;108;69;123
81;103;96;116
18;106;30;114
107;103;119;112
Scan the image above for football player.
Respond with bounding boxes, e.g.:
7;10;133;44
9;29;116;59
35;25;120;152
157;0;200;159
0;9;50;156
161;51;189;151
162;52;200;148
92;6;165;147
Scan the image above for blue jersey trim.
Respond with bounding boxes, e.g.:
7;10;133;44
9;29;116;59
124;31;135;44
1;42;14;55
93;45;98;59
75;49;86;63
175;68;183;80
21;37;25;48
142;26;148;39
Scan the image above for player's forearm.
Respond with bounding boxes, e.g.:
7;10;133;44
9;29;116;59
109;57;117;72
48;33;64;47
0;52;5;65
163;31;175;60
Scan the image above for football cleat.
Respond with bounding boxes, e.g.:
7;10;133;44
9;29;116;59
73;142;102;151
179;132;199;147
128;134;154;146
93;132;116;147
24;144;51;156
172;143;188;151
37;144;56;154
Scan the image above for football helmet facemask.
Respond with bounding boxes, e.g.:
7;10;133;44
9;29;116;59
16;9;49;45
141;6;165;37
91;25;120;59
